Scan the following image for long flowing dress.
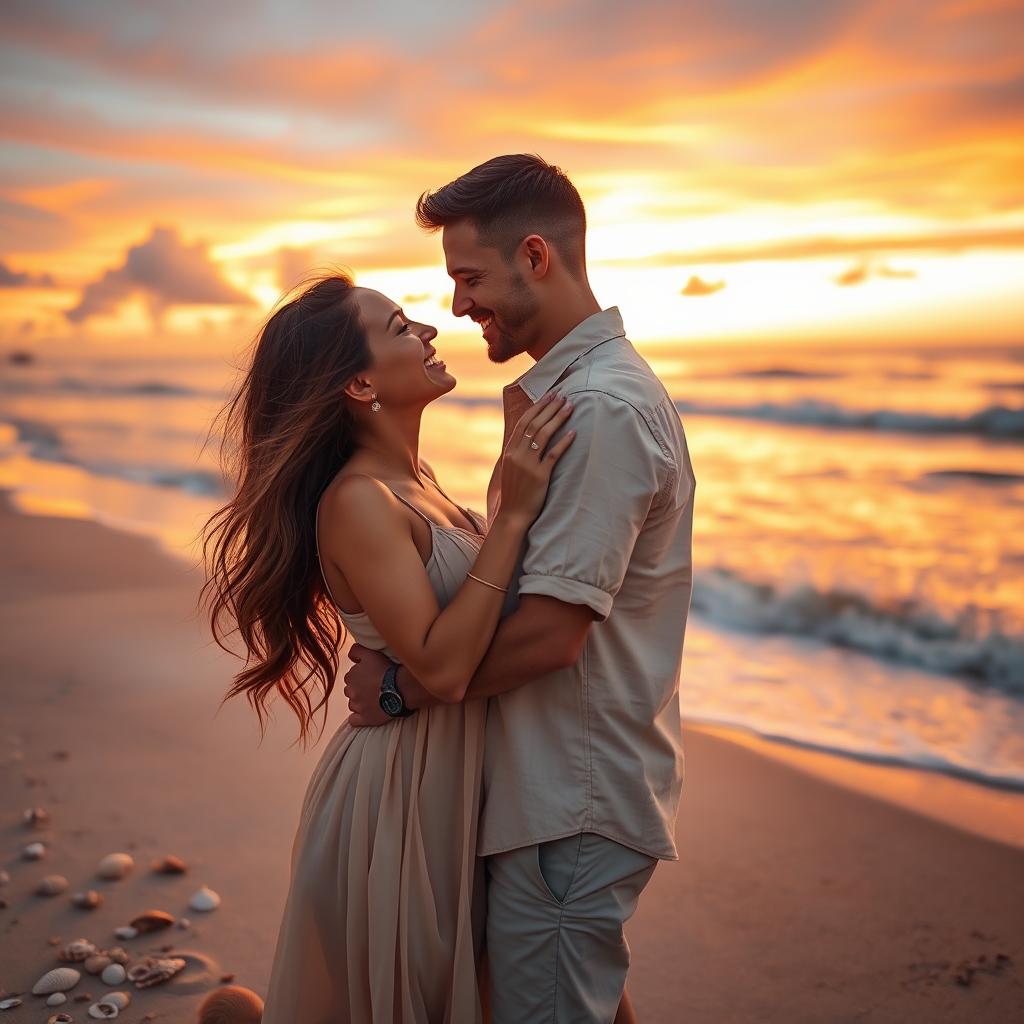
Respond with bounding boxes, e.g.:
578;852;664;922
262;487;489;1024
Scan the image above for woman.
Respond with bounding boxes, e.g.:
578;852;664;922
199;272;575;1022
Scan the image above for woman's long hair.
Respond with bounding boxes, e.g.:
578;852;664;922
197;273;371;749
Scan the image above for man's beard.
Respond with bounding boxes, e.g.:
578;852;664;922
486;270;540;364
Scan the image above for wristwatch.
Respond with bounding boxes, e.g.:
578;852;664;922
379;662;414;718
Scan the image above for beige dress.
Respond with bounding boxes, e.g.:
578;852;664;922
262;487;489;1024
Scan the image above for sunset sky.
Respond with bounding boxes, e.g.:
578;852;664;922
1;0;1022;356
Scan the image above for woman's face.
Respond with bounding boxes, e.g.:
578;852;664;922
351;287;455;408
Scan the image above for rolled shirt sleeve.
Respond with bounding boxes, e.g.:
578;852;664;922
517;389;669;621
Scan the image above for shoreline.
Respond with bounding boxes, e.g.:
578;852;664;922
2;486;1021;851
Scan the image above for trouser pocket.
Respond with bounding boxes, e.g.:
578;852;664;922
536;832;584;904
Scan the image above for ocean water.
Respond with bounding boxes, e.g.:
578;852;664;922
2;339;1022;789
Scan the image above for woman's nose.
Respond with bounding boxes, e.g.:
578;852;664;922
417;322;438;343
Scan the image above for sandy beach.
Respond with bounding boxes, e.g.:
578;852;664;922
1;488;1022;1023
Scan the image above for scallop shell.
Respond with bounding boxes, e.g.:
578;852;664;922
48;1014;74;1024
72;889;103;910
84;954;112;975
23;840;46;860
126;956;186;988
46;993;68;1005
58;938;98;962
197;985;265;1024
188;885;220;912
0;998;23;1010
32;966;82;994
36;874;69;897
100;964;126;985
152;854;187;874
113;925;137;940
129;909;174;933
96;853;134;880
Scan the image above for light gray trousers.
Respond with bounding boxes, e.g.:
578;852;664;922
485;831;658;1024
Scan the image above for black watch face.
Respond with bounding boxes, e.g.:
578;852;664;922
379;690;404;717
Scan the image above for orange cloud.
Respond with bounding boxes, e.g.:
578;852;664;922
66;226;253;324
681;275;725;296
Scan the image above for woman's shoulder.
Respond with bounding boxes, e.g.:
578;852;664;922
320;474;408;548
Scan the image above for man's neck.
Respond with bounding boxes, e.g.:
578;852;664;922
526;290;602;363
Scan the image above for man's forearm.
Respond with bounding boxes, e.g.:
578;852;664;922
399;604;569;710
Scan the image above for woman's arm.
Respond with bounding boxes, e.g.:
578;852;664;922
324;394;575;704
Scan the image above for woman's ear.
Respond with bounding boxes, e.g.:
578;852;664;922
344;375;375;405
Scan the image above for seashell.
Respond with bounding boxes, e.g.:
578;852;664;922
47;992;68;1005
152;854;187;874
48;1015;74;1024
32;966;82;994
126;956;186;988
0;997;22;1010
96;853;133;880
100;964;126;985
59;938;98;962
84;955;111;975
23;840;46;859
23;806;50;827
72;889;103;910
188;885;220;912
129;909;174;933
89;1001;119;1018
176;916;191;929
105;947;130;965
0;868;9;885
36;874;70;897
100;991;130;1009
197;985;265;1024
113;925;137;940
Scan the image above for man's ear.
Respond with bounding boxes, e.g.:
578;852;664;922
522;234;550;277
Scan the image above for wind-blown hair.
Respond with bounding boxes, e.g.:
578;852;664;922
197;273;370;748
415;153;587;276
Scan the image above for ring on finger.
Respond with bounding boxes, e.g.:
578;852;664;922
530;440;540;450
524;432;534;439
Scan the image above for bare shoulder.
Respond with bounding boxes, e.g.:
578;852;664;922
319;474;408;557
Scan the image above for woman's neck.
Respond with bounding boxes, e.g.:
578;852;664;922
349;404;427;484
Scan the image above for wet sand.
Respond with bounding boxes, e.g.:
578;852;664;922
1;489;1022;1022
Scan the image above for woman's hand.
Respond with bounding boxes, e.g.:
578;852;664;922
496;392;576;529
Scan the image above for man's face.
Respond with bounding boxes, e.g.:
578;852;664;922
442;220;540;364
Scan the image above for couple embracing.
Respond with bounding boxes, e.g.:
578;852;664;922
205;153;695;1023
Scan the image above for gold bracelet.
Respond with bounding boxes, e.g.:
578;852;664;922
465;571;508;593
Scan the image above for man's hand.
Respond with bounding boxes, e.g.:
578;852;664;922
343;643;393;727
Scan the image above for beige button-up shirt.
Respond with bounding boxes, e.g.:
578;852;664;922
479;306;695;861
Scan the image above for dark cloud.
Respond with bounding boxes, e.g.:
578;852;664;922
681;274;725;296
65;226;254;324
0;260;55;288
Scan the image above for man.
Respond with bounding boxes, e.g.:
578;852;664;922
344;154;696;1023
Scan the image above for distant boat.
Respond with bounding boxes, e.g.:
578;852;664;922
7;349;34;365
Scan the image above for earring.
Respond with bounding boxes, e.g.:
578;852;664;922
370;393;381;413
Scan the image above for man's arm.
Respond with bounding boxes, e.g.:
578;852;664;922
398;594;595;709
344;596;593;723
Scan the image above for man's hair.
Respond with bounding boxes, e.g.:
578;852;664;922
415;154;587;276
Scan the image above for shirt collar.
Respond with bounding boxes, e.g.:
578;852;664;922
509;306;626;402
